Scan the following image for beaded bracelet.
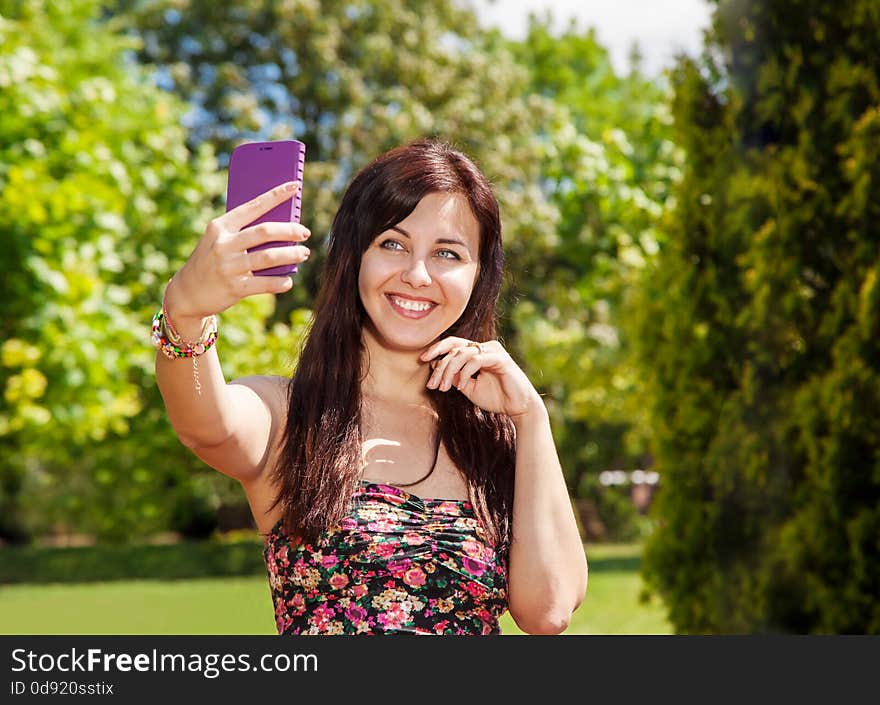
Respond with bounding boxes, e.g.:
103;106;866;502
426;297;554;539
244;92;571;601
151;311;218;359
151;279;219;395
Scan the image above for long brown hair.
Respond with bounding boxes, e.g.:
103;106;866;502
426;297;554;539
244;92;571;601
267;139;516;557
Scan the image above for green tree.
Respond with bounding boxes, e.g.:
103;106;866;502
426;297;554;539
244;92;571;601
634;0;880;632
0;0;307;542
499;18;680;537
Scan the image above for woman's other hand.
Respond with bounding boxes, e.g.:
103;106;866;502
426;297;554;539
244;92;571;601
421;337;544;421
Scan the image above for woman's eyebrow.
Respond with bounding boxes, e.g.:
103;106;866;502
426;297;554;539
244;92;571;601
390;225;469;249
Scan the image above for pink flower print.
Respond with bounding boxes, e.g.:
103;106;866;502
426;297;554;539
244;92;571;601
462;556;485;577
287;593;306;616
346;605;367;622
277;545;289;564
374;541;397;559
463;580;487;598
321;553;340;569
340;516;358;530
386;558;411;576
377;604;407;630
374;489;406;507
311;603;336;630
461;539;482;559
435;501;461;515
403;567;426;588
329;573;349;590
367;517;397;532
350;584;369;599
433;620;450;635
404;530;427;546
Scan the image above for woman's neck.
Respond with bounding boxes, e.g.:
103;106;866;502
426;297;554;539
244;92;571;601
360;324;434;406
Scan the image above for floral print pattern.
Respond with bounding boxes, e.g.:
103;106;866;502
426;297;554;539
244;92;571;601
263;481;508;635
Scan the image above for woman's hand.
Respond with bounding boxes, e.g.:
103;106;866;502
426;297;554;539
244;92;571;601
167;181;311;324
420;337;545;420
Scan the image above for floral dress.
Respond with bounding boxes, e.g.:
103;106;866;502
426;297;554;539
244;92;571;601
263;481;509;635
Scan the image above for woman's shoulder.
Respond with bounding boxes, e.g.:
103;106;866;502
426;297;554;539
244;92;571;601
229;375;290;534
228;373;289;390
228;374;290;421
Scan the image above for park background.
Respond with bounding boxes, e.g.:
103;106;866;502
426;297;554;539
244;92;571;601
1;0;877;634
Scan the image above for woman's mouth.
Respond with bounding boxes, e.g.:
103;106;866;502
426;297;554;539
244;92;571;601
385;294;438;319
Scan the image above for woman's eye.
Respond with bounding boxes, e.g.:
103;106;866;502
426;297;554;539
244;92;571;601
379;240;461;261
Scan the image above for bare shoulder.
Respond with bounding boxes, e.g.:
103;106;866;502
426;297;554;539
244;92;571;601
228;374;290;424
227;373;291;479
231;375;291;535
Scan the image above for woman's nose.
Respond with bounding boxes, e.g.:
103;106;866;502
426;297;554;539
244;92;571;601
401;257;432;287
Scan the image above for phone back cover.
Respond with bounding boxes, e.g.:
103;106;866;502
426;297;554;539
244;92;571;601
226;140;305;276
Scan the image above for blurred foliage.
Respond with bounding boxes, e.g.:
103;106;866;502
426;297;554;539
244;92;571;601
635;0;880;633
0;0;308;543
495;19;680;535
0;536;265;584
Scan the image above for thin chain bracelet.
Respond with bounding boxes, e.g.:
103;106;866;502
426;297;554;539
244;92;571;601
193;355;203;396
151;311;219;396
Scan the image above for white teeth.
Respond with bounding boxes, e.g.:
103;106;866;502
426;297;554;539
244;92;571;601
390;296;434;312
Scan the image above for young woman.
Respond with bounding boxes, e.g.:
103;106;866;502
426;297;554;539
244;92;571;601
155;139;587;635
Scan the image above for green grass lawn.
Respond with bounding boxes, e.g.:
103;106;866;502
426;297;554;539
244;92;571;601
501;543;671;635
0;543;670;635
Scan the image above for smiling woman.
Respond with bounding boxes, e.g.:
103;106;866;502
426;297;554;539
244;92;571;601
358;191;480;351
155;138;587;635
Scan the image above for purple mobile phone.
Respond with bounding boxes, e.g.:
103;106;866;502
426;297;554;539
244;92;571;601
226;139;306;277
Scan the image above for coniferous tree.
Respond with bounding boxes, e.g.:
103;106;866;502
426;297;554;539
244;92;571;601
634;0;880;632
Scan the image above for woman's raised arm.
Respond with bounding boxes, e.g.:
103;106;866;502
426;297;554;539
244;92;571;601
155;181;310;479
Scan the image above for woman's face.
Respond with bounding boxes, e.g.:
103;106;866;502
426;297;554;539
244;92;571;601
358;191;481;353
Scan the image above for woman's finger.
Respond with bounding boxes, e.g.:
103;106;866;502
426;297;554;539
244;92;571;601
446;347;489;389
455;357;487;388
421;336;470;362
426;348;458;389
430;346;479;391
222;181;300;232
235;220;311;252
234;272;295;297
241;245;311;275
